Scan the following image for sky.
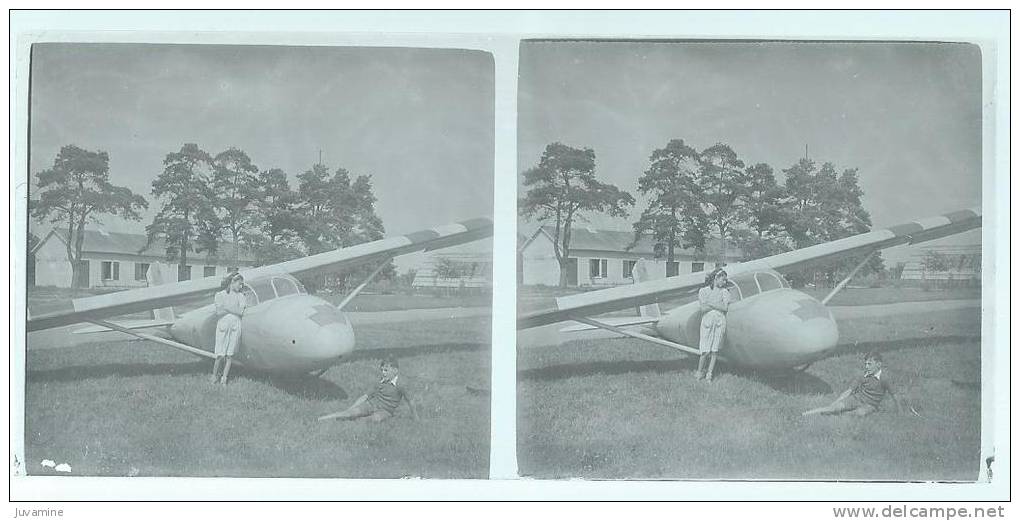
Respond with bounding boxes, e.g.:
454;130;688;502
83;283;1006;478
518;41;983;264
29;43;494;270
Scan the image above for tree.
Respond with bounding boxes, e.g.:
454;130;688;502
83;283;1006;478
922;250;949;273
434;256;467;280
696;143;749;245
295;163;393;291
146;143;220;281
30;145;148;287
211;147;259;260
247;167;305;265
631;139;707;262
396;268;418;290
732;162;791;260
296;164;386;254
519;142;635;286
782;158;883;283
27;231;40;287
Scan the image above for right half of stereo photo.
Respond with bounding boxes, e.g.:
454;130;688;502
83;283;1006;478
516;39;983;481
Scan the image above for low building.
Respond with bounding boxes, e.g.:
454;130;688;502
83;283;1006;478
32;228;257;289
519;225;743;287
900;244;981;282
412;250;492;290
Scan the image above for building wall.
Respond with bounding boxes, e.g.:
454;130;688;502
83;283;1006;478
520;234;562;286
82;254;253;288
573;250;645;286
33;234;254;288
572;251;728;287
33;234;74;287
520;232;740;287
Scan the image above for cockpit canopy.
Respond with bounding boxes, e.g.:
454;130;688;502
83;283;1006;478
724;271;789;301
242;276;307;306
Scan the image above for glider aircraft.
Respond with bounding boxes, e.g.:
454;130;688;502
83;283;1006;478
27;217;493;375
519;208;982;371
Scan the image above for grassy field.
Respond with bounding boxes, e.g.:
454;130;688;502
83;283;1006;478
517;307;982;480
25;316;491;478
519;285;980;315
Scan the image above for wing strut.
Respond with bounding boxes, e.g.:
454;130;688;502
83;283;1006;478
821;250;878;305
570;317;701;356
336;259;392;311
85;319;216;360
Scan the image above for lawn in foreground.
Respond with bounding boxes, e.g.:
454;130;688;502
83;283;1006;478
518;308;981;480
25;316;491;478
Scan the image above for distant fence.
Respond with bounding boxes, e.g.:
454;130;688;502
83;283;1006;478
893;277;981;290
410;276;491;296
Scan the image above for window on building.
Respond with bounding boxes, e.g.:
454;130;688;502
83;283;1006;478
623;260;637;279
691;262;705;273
667;262;680;277
272;277;299;297
203;266;217;278
134;263;150;281
101;261;120;280
181;265;192;281
589;259;608;278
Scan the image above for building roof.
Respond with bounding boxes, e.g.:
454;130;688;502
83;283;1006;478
527;225;743;258
46;228;257;263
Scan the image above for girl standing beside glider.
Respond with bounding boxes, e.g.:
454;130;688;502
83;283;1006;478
212;272;247;385
697;268;731;382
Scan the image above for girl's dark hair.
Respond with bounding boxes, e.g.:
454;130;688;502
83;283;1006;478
220;272;244;292
704;267;728;287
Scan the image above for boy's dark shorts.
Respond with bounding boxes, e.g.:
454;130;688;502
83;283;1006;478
844;394;878;415
350;400;393;421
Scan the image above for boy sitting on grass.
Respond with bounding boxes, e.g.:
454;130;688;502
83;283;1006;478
318;357;419;422
803;351;902;417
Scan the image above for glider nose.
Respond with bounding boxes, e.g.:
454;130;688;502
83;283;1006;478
788;304;839;360
310;321;356;362
728;289;839;369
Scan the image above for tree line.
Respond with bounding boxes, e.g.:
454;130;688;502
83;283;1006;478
519;140;882;286
31;144;389;289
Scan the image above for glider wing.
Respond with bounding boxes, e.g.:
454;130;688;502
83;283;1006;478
28;217;493;332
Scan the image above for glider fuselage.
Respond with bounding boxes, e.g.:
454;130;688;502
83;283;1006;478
653;270;839;369
169;275;354;373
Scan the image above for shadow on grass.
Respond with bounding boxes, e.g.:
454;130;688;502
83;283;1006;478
26;341;488;400
519;357;834;395
737;368;833;395
519;357;693;381
250;372;349;401
26;361;350;401
27;361;209;382
519;334;980;395
349;342;488;361
829;335;981;358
